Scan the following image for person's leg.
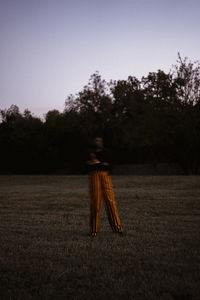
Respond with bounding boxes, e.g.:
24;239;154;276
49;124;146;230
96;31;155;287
101;171;123;233
89;171;103;235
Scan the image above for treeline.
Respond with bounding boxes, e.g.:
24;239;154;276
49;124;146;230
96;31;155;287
1;53;200;174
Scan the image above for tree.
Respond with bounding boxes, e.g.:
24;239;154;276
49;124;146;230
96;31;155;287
64;71;113;140
172;52;200;105
0;53;200;174
169;53;200;173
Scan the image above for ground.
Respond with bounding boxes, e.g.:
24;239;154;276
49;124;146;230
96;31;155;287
0;175;199;300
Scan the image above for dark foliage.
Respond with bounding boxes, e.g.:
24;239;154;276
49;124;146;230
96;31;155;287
1;53;200;174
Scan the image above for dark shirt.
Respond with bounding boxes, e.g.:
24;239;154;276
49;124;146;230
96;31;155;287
85;147;112;173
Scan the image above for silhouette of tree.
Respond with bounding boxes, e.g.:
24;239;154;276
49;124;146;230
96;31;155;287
0;53;200;174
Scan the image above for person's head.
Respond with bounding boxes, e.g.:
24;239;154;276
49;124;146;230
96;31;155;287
92;136;103;149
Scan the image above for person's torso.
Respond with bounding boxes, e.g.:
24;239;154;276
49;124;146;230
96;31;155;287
87;148;111;172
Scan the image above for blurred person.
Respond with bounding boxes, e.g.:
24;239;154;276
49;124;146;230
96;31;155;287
86;136;123;237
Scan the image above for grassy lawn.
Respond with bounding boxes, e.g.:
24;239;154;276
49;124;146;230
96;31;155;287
0;175;200;300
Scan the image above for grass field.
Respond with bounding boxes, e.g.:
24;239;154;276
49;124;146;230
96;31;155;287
0;175;200;300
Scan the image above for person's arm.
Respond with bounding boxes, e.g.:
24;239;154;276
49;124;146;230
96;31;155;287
87;152;100;165
101;148;112;170
84;150;101;173
84;150;94;173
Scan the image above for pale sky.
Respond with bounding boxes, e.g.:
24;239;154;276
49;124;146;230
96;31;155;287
0;0;200;118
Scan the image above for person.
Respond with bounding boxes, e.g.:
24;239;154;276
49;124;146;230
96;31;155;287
86;136;123;237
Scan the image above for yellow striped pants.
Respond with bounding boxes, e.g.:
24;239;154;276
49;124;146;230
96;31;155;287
89;170;123;234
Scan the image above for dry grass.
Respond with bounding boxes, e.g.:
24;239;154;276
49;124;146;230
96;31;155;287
0;175;200;300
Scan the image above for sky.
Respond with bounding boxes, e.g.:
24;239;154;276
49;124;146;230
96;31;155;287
0;0;200;119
